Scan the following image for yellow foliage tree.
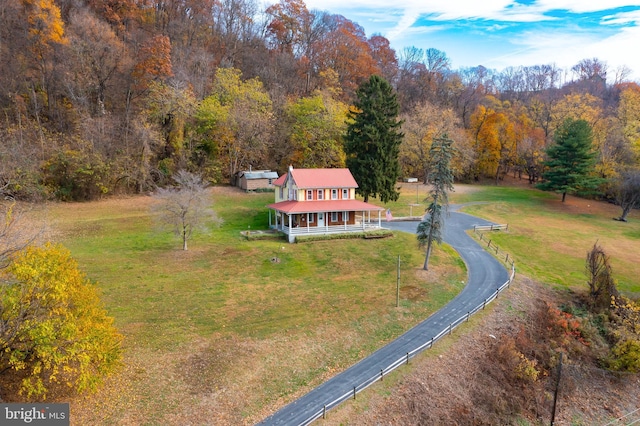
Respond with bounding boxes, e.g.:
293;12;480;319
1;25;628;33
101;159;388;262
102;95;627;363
23;0;68;51
0;244;122;399
618;84;640;160
469;104;515;180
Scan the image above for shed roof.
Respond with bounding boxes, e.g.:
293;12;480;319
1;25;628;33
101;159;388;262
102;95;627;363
238;170;279;180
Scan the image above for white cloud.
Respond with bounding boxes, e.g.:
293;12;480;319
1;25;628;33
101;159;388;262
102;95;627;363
272;0;640;81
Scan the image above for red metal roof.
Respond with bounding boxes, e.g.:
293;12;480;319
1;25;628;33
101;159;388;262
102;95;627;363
274;168;358;189
268;199;383;214
272;174;287;186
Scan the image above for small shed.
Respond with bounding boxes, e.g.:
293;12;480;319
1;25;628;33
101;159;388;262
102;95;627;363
236;169;279;191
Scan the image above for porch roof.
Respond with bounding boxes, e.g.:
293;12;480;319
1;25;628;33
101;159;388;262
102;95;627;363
268;199;384;214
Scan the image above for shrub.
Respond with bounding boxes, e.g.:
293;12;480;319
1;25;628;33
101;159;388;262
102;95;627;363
607;339;640;373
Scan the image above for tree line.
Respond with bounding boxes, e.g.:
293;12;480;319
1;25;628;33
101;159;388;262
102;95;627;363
0;0;639;202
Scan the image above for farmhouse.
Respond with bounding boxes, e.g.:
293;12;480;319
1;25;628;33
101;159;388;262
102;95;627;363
234;169;279;191
268;166;385;242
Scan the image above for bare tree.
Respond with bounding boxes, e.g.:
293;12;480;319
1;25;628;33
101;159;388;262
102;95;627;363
613;170;640;222
152;170;221;250
0;196;47;269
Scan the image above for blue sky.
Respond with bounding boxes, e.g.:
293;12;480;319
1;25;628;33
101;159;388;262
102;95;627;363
301;0;640;83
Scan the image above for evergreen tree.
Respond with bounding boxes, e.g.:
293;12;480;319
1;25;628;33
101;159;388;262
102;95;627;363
417;134;455;270
344;75;403;203
537;119;603;202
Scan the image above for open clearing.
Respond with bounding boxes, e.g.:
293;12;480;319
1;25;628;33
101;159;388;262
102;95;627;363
14;182;639;424
40;186;466;425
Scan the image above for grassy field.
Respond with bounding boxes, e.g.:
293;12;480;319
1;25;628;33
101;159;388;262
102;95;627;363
449;184;640;295
42;182;640;424
46;187;466;424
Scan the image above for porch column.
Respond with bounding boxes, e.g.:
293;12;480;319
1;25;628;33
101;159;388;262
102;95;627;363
361;211;365;230
378;210;381;227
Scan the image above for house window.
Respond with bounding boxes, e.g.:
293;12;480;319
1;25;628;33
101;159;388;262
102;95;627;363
342;188;349;199
279;187;284;199
317;190;324;200
307;190;313;200
331;212;338;222
331;189;338;199
268;179;273;185
307;213;314;222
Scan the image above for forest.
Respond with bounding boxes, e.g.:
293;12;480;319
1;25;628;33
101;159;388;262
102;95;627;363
1;0;639;201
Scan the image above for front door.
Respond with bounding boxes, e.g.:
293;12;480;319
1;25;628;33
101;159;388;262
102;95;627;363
317;212;325;227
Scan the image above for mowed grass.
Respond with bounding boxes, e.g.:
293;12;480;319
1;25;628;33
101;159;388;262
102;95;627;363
447;184;640;296
47;188;466;424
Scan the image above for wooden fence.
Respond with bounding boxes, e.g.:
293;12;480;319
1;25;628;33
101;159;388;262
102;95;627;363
293;229;516;425
473;224;514;267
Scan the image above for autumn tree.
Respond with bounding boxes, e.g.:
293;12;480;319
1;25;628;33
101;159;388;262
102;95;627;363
537;119;603;202
368;35;398;84
400;101;462;182
131;34;173;91
613;170;640;222
67;9;128;116
468;101;516;181
417;134;455;270
281;90;348;168
196;68;274;182
618;83;640;158
0;244;122;399
144;80;197;171
314;13;378;98
264;0;311;55
152;170;220;251
345;75;403;203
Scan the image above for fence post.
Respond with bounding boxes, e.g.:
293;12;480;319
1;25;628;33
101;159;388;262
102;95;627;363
495;245;499;254
381;369;384;381
406;352;410;365
323;405;326;419
483;299;487;309
505;253;509;263
466;312;470;322
487;239;491;247
491;224;494;231
353;386;356;400
449;323;453;335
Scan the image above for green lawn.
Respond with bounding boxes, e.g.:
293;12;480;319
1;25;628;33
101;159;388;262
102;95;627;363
47;183;639;424
48;189;466;424
448;184;640;295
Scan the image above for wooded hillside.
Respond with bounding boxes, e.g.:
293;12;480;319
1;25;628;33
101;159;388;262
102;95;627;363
1;0;638;200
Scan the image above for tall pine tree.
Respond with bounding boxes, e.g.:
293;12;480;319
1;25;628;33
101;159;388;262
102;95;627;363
345;75;403;203
537;118;603;202
417;134;455;270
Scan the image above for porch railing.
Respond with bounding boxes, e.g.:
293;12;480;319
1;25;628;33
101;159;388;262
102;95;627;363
276;222;382;236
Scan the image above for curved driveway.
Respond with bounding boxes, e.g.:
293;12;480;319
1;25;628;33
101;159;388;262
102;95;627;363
259;206;509;425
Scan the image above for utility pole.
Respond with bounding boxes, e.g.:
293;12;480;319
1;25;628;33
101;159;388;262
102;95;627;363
396;255;400;307
550;352;564;425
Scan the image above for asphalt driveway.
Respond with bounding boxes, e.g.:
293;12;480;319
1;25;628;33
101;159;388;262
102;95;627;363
259;205;510;425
